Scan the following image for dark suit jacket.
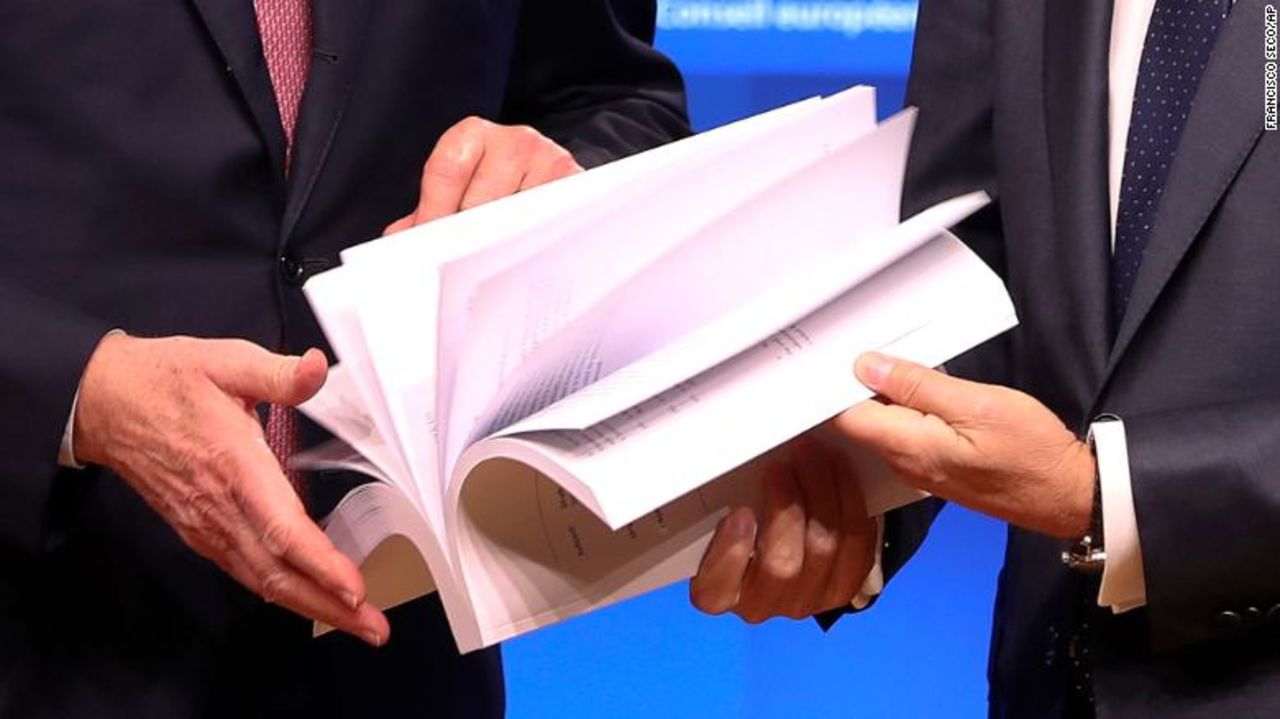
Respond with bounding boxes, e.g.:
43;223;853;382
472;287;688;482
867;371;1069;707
897;0;1280;716
0;2;687;716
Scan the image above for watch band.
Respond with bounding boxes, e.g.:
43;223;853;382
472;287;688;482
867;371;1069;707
1062;423;1109;574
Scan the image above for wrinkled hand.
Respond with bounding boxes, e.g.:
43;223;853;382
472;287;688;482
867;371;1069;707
74;334;389;646
690;437;878;623
384;116;583;234
835;352;1096;540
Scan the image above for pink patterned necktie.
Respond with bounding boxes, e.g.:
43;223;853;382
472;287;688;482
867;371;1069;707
265;402;304;493
253;0;313;161
255;0;313;492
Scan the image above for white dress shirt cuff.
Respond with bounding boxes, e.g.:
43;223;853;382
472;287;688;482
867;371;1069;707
58;390;85;470
851;515;886;610
1092;418;1148;613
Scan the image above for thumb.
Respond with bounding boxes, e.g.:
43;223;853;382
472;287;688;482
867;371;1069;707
854;352;971;422
383;214;414;236
207;342;329;406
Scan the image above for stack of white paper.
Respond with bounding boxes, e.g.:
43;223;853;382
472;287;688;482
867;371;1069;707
297;86;1016;653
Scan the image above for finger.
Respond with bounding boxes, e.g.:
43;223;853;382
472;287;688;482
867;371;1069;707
734;465;806;624
168;402;383;644
291;348;329;401
786;437;842;617
413;117;489;224
520;144;583;190
689;507;757;615
833;398;956;469
228;436;369;612
383;214;414;236
221;538;389;647
194;401;368;609
818;454;877;612
854;352;986;424
458;137;528;211
206;343;329;407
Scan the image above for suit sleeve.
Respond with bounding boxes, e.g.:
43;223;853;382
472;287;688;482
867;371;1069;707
498;0;691;168
816;497;945;626
1120;399;1280;651
0;282;110;555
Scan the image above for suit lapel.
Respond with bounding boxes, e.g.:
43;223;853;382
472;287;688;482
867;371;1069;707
1103;0;1267;377
279;0;375;247
189;0;288;182
1041;0;1115;392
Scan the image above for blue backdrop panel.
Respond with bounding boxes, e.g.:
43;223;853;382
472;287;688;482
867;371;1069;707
656;0;918;75
505;4;1008;715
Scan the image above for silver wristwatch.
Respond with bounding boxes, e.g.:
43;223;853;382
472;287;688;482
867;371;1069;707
1061;426;1106;574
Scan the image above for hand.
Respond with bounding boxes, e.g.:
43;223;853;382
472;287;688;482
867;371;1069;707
689;437;878;623
384;116;583;234
74;334;389;646
834;352;1096;540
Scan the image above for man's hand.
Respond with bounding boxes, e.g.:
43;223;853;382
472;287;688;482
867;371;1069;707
835;352;1096;540
689;437;878;623
74;334;389;646
384;116;583;234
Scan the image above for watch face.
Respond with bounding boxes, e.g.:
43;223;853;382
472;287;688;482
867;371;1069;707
1062;537;1106;575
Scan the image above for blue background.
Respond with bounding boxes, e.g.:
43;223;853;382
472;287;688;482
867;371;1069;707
505;3;1008;715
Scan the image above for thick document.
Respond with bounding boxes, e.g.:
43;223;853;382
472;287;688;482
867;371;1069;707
297;86;1017;653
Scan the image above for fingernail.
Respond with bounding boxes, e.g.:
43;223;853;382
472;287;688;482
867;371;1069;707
364;630;384;647
856;352;893;391
343;591;361;610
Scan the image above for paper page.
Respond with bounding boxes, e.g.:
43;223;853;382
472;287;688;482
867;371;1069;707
494;192;988;438
303;257;454;532
299;449;484;645
346;261;449;531
443;424;918;652
302;258;451;551
302;267;412;489
464;230;1016;532
438;90;885;475
304;92;871;564
338;92;857;475
289;438;393;484
295;364;405;488
312;482;436;637
437;230;1014;650
444;457;743;653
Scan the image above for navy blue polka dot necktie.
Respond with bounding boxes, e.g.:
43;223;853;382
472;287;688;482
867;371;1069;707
1110;0;1232;333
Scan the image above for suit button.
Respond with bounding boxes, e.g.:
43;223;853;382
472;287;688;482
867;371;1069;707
279;255;306;285
1244;607;1265;627
1213;610;1244;637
